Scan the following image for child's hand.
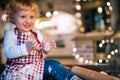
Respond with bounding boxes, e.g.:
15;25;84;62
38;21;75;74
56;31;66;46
25;34;42;52
42;36;56;54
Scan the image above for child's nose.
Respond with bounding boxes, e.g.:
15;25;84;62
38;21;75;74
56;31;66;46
25;18;31;23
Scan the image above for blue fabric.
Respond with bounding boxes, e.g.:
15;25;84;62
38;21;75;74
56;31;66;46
43;59;75;80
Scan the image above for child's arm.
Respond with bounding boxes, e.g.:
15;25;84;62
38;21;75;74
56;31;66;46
3;30;29;59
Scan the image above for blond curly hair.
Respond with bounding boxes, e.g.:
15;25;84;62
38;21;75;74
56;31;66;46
7;0;40;24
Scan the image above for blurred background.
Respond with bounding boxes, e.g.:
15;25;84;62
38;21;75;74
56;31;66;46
0;0;120;78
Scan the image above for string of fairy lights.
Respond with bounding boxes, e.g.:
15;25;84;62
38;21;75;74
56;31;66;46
74;0;84;33
72;0;116;64
105;0;113;32
97;0;117;64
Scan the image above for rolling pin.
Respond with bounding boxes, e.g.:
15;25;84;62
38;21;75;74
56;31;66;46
71;66;120;80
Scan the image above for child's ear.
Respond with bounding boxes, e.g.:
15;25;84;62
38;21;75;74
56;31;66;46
13;15;16;22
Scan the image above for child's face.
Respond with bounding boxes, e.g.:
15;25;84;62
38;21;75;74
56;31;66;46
14;10;36;32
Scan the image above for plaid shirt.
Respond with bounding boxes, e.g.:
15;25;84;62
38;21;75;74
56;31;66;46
1;28;44;80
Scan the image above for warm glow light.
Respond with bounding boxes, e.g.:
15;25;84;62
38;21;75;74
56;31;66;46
115;49;118;53
110;39;114;43
106;18;111;23
89;60;93;64
76;0;80;1
106;10;110;15
101;40;105;44
98;59;103;63
75;54;80;59
97;7;103;14
45;12;52;17
75;4;81;10
107;55;111;59
99;43;103;48
79;27;85;33
106;39;109;43
84;60;89;64
106;59;109;63
111;51;114;55
107;2;111;6
75;12;81;18
78;57;84;63
72;48;77;52
53;11;59;16
109;6;113;11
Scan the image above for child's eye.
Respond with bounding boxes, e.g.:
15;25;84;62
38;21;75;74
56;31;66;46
21;16;26;18
30;16;35;18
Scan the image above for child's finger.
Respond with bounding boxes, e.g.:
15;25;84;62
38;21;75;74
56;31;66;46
42;36;47;43
28;34;35;41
